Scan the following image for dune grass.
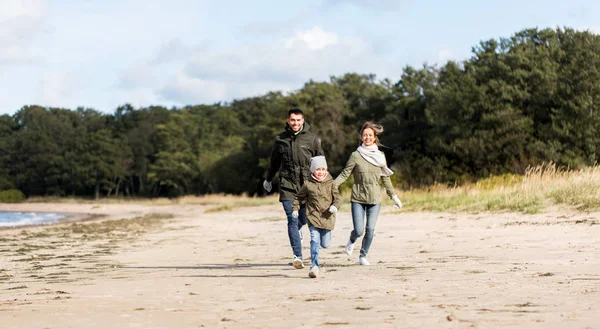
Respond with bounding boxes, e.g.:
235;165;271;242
391;163;600;214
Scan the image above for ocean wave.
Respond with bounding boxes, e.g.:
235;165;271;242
0;212;67;227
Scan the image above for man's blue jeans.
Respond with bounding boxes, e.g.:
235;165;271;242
281;200;306;259
309;225;332;269
350;202;381;258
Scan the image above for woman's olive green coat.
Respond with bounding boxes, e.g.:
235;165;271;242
334;151;396;204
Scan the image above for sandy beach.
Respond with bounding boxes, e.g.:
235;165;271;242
0;202;598;328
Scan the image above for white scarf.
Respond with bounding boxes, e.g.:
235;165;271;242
311;173;328;182
357;143;394;177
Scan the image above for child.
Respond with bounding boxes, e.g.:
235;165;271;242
292;156;342;278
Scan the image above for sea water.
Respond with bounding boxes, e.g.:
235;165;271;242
0;212;67;227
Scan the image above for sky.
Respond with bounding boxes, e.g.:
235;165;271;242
1;0;599;115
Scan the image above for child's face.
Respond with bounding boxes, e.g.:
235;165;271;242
313;167;327;180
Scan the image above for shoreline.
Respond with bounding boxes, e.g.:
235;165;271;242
0;210;105;231
0;202;189;233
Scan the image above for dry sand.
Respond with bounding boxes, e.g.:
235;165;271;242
0;202;598;329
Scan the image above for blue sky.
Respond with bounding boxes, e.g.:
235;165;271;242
1;0;598;115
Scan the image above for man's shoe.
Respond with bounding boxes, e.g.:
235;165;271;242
308;266;319;278
293;256;304;269
345;238;355;256
359;256;370;266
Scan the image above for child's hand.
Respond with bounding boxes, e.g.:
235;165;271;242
292;210;299;218
329;205;338;213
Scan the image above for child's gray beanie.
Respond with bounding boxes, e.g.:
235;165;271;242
310;156;328;173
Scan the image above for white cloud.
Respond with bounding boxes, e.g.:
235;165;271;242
240;9;315;37
159;70;227;105
178;27;375;100
0;46;37;65
0;3;409;113
152;38;205;64
118;25;392;107
0;0;48;65
284;26;339;50
121;89;159;109
119;63;157;90
35;72;77;107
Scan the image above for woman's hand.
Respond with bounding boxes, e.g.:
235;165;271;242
392;195;403;209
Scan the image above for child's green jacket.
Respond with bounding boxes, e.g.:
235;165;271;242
292;173;342;230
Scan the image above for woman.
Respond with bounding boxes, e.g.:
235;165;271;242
334;121;403;265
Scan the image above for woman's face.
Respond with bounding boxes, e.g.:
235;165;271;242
313;167;327;180
361;128;376;146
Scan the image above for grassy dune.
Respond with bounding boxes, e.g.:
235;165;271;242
393;163;600;214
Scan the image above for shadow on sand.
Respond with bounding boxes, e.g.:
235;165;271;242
121;263;298;278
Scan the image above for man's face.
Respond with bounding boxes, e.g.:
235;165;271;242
287;113;304;132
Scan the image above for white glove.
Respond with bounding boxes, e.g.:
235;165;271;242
292;210;299;218
329;205;338;213
392;195;403;209
263;180;272;192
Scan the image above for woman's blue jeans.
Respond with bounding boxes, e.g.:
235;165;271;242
350;202;381;258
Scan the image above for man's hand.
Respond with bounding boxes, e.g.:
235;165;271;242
392;195;403;209
263;180;272;192
329;205;338;213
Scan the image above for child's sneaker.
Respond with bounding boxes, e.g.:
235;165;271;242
359;256;370;266
293;256;304;269
345;238;355;256
308;266;319;278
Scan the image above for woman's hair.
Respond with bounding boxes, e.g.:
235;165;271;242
360;121;384;146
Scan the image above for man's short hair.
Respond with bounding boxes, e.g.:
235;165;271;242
288;108;304;117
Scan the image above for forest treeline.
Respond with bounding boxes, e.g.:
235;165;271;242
1;27;600;199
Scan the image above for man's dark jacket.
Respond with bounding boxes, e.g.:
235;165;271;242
266;122;324;201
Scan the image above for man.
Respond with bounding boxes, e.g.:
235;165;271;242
264;108;324;269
